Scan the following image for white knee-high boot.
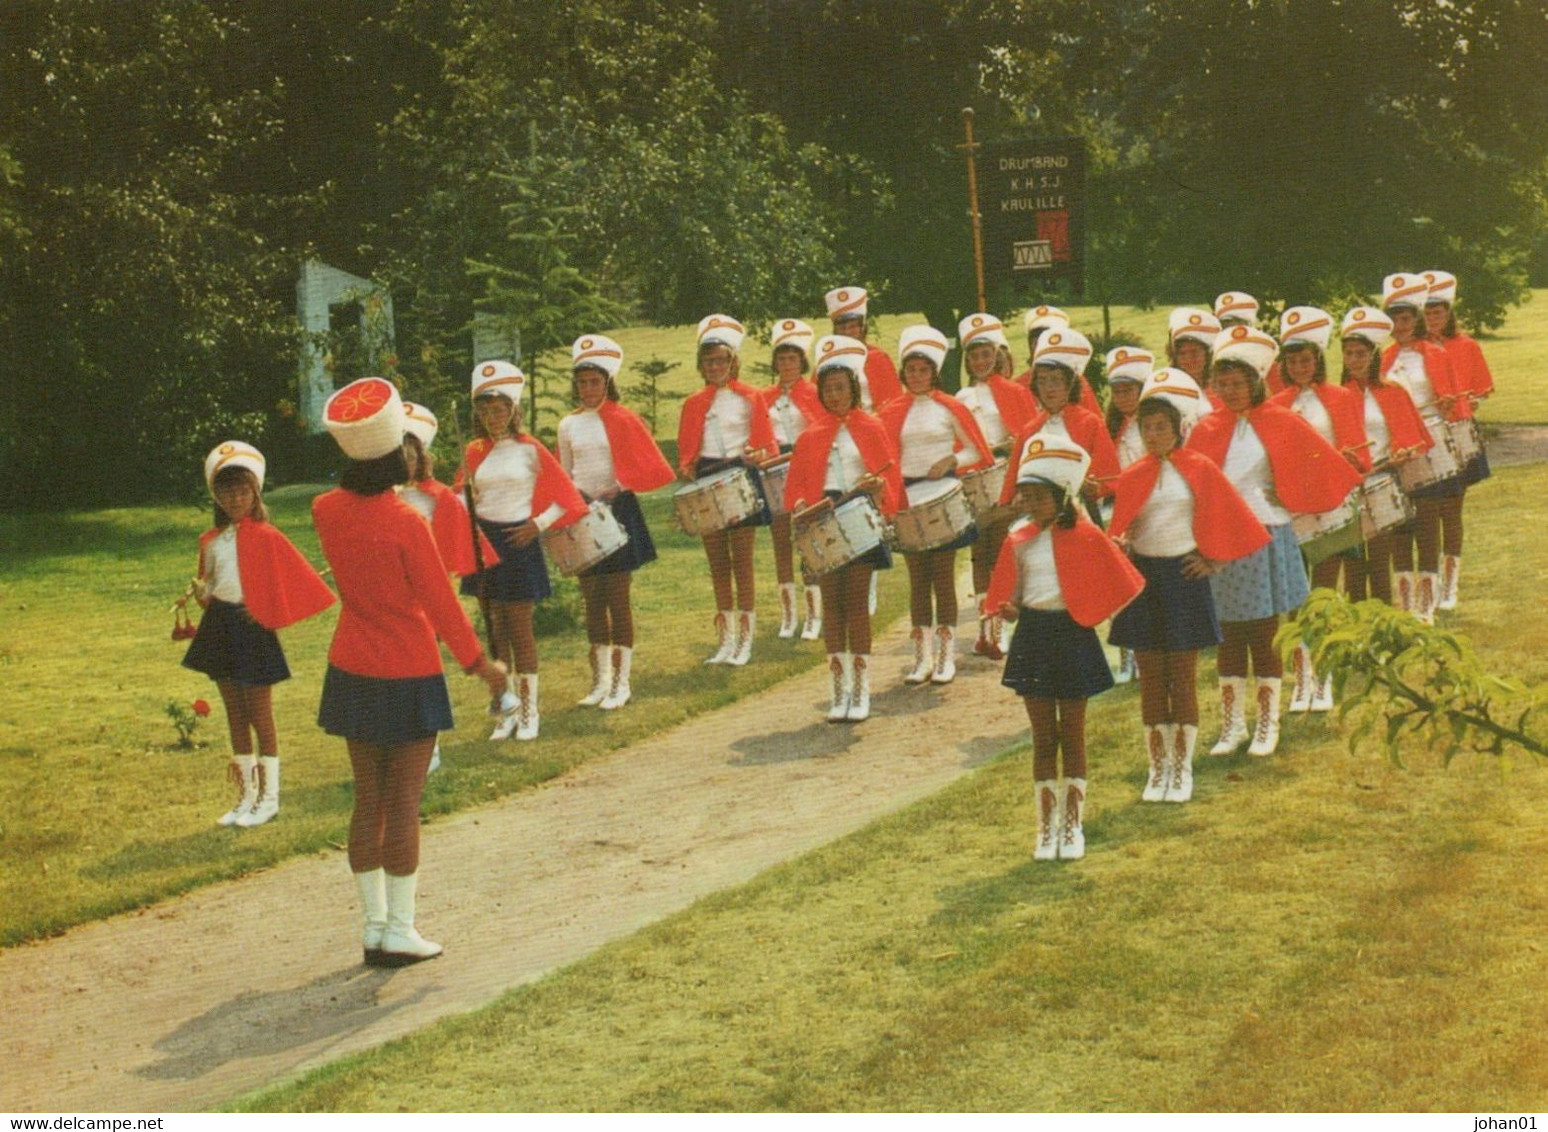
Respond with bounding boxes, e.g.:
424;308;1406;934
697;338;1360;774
236;756;279;827
904;626;932;684
599;646;632;710
379;872;442;966
826;653;852;722
1208;677;1249;756
777;582;799;638
355;867;387;963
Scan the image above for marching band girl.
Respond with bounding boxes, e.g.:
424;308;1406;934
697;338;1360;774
1337;307;1432;606
1268;306;1370;714
1215;292;1279;393
1185;326;1363;758
879;324;992;685
759;319;825;640
1102;345;1158;684
784;335;903;722
182;441;334;827
1380;273;1472;622
1423;270;1493;611
557;334;677;711
1167;307;1223;409
983;436;1144;860
1109;374;1268;803
458;360;588;740
1014;304;1101;413
824;286;903;411
677;315;778;666
314;378;508;967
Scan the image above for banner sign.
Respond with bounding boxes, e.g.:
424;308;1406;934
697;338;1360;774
978;138;1086;296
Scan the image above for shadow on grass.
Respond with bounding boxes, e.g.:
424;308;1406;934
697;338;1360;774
728;720;860;765
135;965;426;1082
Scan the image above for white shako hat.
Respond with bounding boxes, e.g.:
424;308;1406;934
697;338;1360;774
1024;304;1070;333
1382;273;1429;311
958;312;1009;351
324;377;406;461
824;286;869;320
402;401;439;448
1341;306;1394;350
1423;270;1458;306
471;359;526;405
814;334;868;377
769;318;815;357
1014;433;1092;494
1032;327;1094;376
1279;305;1334;351
1168;307;1222;349
1214;291;1260;325
1105;345;1154;384
1138;368;1207;427
571;334;624;379
204;440;265;492
1213;324;1279;379
898;324;949;371
697;313;745;353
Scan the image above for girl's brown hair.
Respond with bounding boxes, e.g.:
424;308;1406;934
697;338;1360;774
1209;360;1268;407
472;393;522;441
1278;341;1327;386
571;364;622;403
210;466;267;527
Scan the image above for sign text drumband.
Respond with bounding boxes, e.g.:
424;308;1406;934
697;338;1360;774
978;139;1086;297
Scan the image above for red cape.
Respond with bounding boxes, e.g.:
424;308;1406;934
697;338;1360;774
199;519;335;631
456;435;589;535
876;391;994;472
1381;339;1471;420
1264;360;1285;397
999;404;1121;505
676;380;776;474
1108;449;1271;563
758;377;824;429
1442;333;1494;398
982;518;1145;629
864;345;903;410
783;409;903;518
1268;382;1371;472
590;400;677;493
1184;402;1364;514
411;478;499;576
1340;378;1435;457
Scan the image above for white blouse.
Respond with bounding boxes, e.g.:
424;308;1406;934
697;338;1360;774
699;388;753;459
956;384;1009;448
769;386;810;448
1223;420;1290;525
557;410;618;498
400;484;437;521
1015;528;1065;611
204;525;243;603
1387;347;1437;415
823;426;868;493
1127;461;1197;558
1291;388;1336;446
1363;389;1392;465
1115;416;1144;469
472;439;565;528
899;396;982;479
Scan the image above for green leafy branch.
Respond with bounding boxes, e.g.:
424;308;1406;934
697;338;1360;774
1280;589;1547;767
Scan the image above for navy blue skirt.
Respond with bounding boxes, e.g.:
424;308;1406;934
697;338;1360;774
1001;609;1115;701
581;490;657;576
181;599;290;686
461;519;552;603
695;457;772;528
1461;449;1491;487
1109;553;1221;652
317;665;453;744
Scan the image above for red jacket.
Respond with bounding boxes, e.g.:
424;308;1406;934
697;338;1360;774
312;489;484;678
1185;402;1363;515
196;519;335;632
982;518;1145;629
676;381;776;475
1108;449;1271;563
412;478;498;577
1340;378;1435;459
571;401;677;494
757;378;824;444
999;405;1121;505
1264;360;1285;397
876;391;994;473
865;345;903;410
1441;333;1494;398
1381;339;1471;421
783;409;903;518
1269;382;1371;472
1014;368;1102;416
456;435;588;535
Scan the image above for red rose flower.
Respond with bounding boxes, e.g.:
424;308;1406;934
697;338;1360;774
192;699;211;717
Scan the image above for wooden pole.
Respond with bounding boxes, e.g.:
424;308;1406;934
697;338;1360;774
959;107;987;313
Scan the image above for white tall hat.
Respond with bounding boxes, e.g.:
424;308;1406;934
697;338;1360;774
1341;306;1394;349
697;313;746;353
1423;270;1458;306
769;318;815;357
1032;327;1094;376
1014;433;1092;495
824;286;869;320
325;377;406;461
571;334;624;379
1212;324;1279;379
958;312;1009;351
471;359;526;405
1168;307;1222;349
814;334;869;377
1024;304;1070;333
898;324;949;372
402;401;439;448
1105;345;1154;384
1382;273;1428;311
1214;291;1259;325
204;440;265;492
1138;368;1207;428
1279;305;1334;351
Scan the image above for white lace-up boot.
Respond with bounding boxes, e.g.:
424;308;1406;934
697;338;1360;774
706;610;736;664
1288;643;1314;713
514;674;539;741
777;582;799;638
356;867;387;964
599;646;632;710
578;644;611;706
827;653;852;722
1208;676;1249;756
489;677;519;740
1142;725;1170;802
847;655;871;721
1416;572;1439;625
235;756;279;826
1060;778;1087;860
1168;725;1197;803
1395;571;1416;613
1034;780;1061;862
1438;555;1461;611
727;611;755;666
800;586;823;640
931;626;957;684
903;627;932;684
218;754;258;826
1247;677;1282;756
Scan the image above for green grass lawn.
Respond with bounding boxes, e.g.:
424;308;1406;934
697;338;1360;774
238;461;1548;1113
0;489;908;947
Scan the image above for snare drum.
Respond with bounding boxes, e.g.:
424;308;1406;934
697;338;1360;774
1444;416;1492;486
958;460;1015;522
674;466;761;535
1357;470;1413;539
792;496;887;577
760;455;792;517
1397;420;1462;493
541;501;629;576
1292;492;1362;565
892;478;977;553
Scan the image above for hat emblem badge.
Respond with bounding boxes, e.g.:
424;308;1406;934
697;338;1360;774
1353;309;1366;320
1394;276;1406;286
1233;326;1248;340
581;338;594;349
1288;312;1300;325
972;317;983;327
783;320;795;330
482;364;496;376
1048;333;1062;345
1189;315;1201;325
838;291;849;301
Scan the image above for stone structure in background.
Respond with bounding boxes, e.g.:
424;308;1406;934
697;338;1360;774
296;259;396;433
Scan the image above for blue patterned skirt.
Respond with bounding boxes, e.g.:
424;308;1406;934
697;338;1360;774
1209;522;1310;622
